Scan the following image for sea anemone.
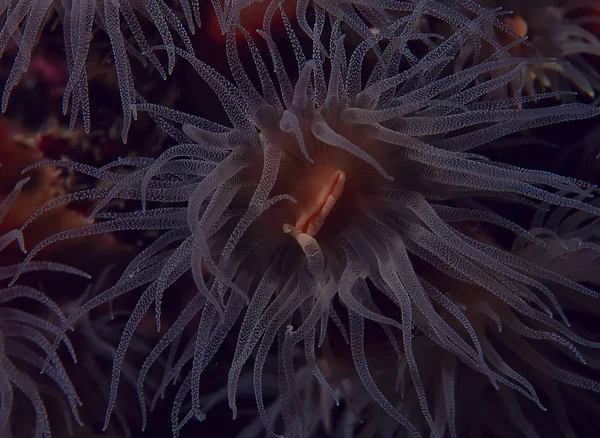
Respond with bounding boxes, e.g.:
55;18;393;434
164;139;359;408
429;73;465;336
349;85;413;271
15;5;600;438
245;198;600;438
0;0;199;140
0;177;88;437
466;0;600;98
213;0;522;51
62;268;163;437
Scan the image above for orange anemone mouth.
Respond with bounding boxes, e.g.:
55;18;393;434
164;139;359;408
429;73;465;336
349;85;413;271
283;170;346;243
504;14;528;40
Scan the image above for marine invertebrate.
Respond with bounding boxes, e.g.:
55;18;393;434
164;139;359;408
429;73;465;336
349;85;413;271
250;202;600;437
470;0;600;97
62;271;163;437
16;6;600;438
0;177;87;438
212;0;520;52
0;116;128;279
0;0;200;140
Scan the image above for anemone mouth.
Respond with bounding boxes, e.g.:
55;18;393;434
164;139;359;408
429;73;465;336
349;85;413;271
251;98;395;250
285;169;346;237
275;148;385;248
503;14;528;40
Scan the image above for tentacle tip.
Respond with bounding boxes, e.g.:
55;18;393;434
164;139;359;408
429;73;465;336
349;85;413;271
17;239;26;254
130;104;139;120
102;415;113;432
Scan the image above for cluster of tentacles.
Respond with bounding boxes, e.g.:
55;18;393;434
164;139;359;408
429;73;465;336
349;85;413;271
0;1;599;437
